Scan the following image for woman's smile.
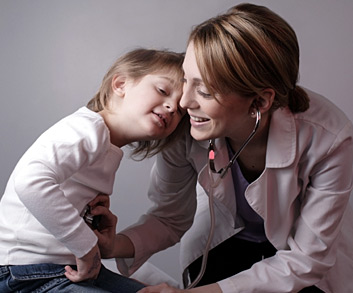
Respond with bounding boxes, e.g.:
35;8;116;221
189;114;210;123
189;114;211;129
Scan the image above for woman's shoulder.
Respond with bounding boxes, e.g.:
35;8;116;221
295;88;352;135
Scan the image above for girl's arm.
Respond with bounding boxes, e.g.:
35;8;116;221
14;111;111;281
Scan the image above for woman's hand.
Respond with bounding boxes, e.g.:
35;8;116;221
89;193;110;209
90;204;118;258
89;197;135;258
138;283;187;293
137;283;222;293
64;244;101;282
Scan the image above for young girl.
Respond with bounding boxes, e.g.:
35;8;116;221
0;48;186;292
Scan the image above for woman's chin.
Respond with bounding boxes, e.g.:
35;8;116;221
190;129;212;141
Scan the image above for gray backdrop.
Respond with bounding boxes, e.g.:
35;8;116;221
1;0;353;283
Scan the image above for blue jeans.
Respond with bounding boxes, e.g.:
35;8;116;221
0;263;145;292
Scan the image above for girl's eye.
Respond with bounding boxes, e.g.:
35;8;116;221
158;88;168;96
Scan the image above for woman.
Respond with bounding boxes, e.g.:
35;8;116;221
92;3;353;292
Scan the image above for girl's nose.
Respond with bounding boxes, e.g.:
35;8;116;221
164;100;176;114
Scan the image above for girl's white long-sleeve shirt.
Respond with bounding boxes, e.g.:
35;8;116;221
0;106;123;265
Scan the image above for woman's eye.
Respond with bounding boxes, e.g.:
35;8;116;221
197;89;212;98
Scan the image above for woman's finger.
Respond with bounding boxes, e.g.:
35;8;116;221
89;194;110;208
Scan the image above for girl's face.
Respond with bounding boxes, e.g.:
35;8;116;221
107;71;184;146
181;43;254;142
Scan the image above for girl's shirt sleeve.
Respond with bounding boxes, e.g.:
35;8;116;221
13;109;110;258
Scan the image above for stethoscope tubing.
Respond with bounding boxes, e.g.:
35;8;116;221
187;108;261;289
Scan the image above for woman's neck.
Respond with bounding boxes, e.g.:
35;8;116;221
228;113;271;182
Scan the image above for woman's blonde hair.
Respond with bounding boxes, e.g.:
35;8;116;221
189;3;309;113
87;48;187;159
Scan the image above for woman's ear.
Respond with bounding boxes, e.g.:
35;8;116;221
251;88;275;115
111;74;127;97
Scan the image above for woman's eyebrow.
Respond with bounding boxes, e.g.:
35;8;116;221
184;75;204;85
192;77;203;83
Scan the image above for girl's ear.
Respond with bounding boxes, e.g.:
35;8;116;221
250;88;275;115
111;74;127;97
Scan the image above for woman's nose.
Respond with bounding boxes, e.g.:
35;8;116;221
180;86;196;109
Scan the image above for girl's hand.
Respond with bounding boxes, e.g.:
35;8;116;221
64;244;101;282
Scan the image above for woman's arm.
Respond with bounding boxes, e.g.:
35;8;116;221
117;134;200;275
92;131;201;275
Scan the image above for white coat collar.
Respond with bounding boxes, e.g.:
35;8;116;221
266;106;296;168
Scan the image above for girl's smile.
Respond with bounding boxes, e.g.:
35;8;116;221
152;111;169;128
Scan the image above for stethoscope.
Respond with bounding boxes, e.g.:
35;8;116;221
187;107;261;289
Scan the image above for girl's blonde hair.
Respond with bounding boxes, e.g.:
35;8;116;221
87;48;187;159
189;3;309;113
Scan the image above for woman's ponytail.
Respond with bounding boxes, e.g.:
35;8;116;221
287;85;310;113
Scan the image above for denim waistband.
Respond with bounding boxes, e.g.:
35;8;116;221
0;266;9;277
0;264;66;280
